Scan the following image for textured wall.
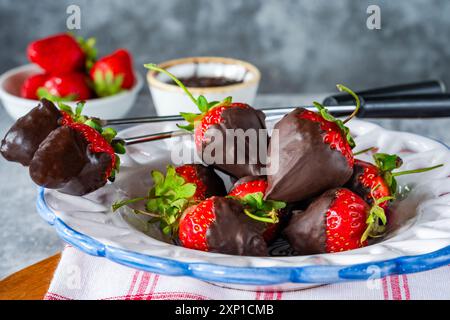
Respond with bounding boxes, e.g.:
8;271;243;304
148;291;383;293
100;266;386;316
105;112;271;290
1;0;449;93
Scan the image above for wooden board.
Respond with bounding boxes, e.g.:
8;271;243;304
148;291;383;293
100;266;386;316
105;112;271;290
0;253;61;300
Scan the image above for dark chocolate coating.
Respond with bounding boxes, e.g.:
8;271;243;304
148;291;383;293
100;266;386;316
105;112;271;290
345;163;373;205
283;189;338;255
206;197;268;256
194;164;227;197
200;107;268;179
29;126;87;189
1;99;61;166
58;150;111;196
29;126;111;195
265;108;353;202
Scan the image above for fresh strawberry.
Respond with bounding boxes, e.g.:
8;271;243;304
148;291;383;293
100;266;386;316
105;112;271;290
27;33;86;73
113;164;225;236
90;49;135;97
144;64;268;178
284;188;388;254
178;196;268;255
228;176;286;243
265;85;359;203
347;153;443;210
20;73;50;99
37;73;92;101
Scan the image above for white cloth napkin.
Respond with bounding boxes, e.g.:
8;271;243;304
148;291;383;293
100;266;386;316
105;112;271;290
45;246;450;300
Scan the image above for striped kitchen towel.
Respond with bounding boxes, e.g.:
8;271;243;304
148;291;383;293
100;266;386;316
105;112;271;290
45;246;450;300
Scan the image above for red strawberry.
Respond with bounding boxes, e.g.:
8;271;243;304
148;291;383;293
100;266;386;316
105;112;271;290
229;176;286;243
145;64;267;178
347;153;443;210
178;196;268;256
284;188;379;254
38;73;92;101
265;85;359;203
27;33;85;73
20;73;50;99
90;49;135;97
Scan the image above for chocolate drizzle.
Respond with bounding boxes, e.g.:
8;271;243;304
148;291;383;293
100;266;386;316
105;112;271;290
283;189;338;255
265;108;353;202
201;107;268;179
206;197;268;256
1;99;61;166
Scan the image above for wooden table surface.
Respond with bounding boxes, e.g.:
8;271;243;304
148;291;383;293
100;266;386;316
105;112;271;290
0;253;61;300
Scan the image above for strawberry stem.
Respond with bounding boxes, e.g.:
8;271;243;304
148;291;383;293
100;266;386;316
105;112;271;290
353;147;376;156
392;164;443;177
337;84;361;124
144;63;199;108
243;209;277;224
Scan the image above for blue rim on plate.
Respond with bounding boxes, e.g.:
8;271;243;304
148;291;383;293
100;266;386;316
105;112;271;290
36;187;450;285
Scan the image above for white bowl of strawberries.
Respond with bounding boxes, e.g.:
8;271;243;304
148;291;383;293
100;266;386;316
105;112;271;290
0;33;143;120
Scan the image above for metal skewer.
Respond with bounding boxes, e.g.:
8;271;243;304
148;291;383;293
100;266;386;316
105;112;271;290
119;105;355;145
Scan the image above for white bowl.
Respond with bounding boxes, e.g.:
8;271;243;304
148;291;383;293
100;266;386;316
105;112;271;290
147;57;261;116
0;64;143;120
37;118;450;291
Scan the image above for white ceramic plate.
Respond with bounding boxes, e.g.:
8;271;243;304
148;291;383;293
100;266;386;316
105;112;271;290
37;117;450;291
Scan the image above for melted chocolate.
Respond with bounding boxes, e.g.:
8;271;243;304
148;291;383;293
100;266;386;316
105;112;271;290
283;189;338;255
168;76;243;88
29;126;111;195
265;108;353;203
201;107;268;179
206;197;268;256
194;164;227;197
1;99;61;166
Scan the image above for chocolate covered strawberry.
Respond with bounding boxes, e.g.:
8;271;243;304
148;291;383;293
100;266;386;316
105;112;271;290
347;153;443;210
20;73;50;99
29;101;124;195
144;64;268;178
1;99;61;166
265;85;359;203
228;176;286;243
90;49;135;97
284;188;389;254
37;73;92;101
112;164;226;236
27;33;89;74
178;196;268;256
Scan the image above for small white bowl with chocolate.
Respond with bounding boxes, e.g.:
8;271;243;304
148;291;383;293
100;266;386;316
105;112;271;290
147;57;261;116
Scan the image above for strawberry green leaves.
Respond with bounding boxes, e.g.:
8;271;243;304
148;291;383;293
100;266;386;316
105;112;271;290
112;165;198;236
230;192;286;224
37;88;77;102
372;152;443;196
361;185;394;242
75;35;97;71
92;70;124;97
144;63;232;132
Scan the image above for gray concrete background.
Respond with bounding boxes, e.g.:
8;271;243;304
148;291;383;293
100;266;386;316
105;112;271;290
1;0;450;92
1;0;450;278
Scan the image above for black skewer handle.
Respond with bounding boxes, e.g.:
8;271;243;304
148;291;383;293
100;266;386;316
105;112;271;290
323;80;446;105
357;94;450;118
